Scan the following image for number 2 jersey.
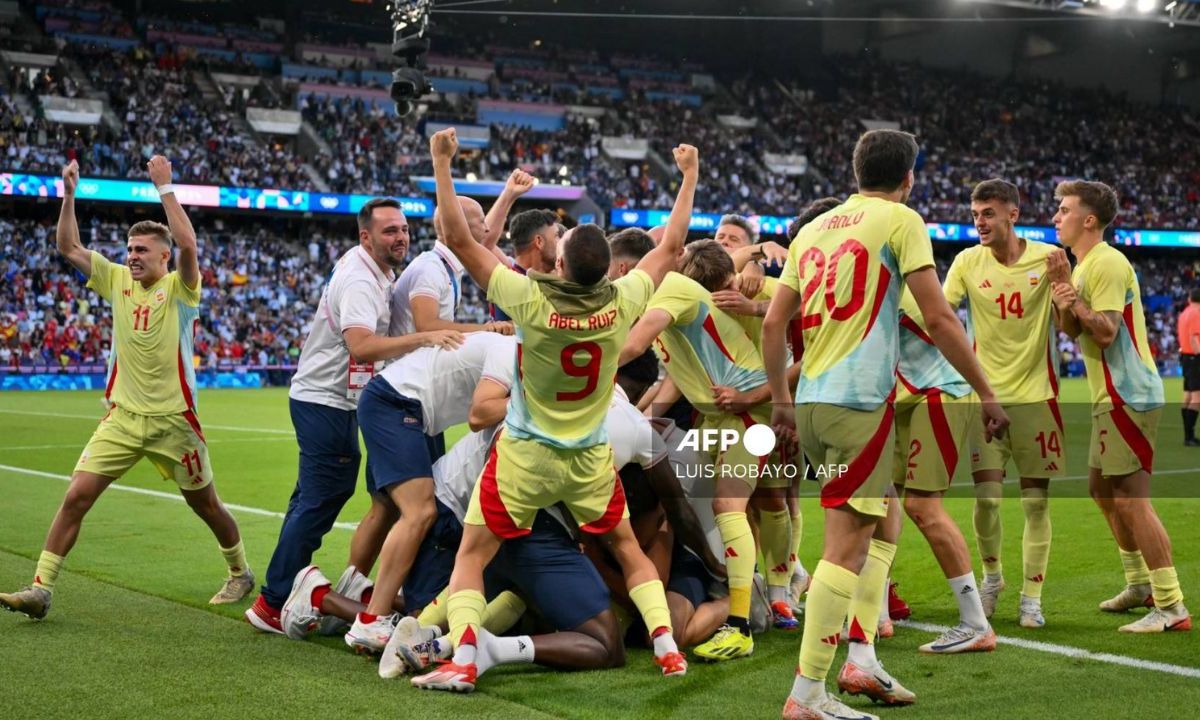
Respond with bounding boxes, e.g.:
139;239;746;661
86;250;201;416
779;194;935;411
943;241;1059;405
486;264;653;449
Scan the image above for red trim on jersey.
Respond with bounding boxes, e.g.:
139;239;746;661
177;349;195;410
899;315;934;345
516;342;524;382
702;313;736;363
926;390;959;479
579;466;628;535
861;267;892;341
477;434;532;539
1109;404;1155;473
820;389;895;509
182;409;207;444
788;316;804;363
1047;398;1064;433
1045;339;1060;396
104;358;119;402
1100;354;1126;409
1122;303;1143;360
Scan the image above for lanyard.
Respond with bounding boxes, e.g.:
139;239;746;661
438;254;460;309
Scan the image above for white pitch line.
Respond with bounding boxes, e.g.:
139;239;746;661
0;463;358;531
897;620;1200;679
1;437;295;452
0;408;294;435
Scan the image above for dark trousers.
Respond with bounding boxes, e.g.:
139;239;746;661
261;398;362;608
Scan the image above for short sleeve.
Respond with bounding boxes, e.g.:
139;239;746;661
615;269;654;316
85;251;115;301
1085;252;1129;314
408;264;446;303
778;241;802;293
486;263;540;325
646;272;700;326
943;253;967;307
171;271;201;307
338;278;385;333
888;207;935;277
480;336;516;390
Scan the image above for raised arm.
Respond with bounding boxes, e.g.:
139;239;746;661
633;145;698;287
430;128;501;291
619;309;672;367
482;169;536;251
55;160;92;276
147;156;198;290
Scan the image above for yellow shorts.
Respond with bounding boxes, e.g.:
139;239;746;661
75;405;213;491
893;391;974;493
795;402;894;517
1089;405;1160;477
969;400;1065;479
703;410;792;491
464;432;627;538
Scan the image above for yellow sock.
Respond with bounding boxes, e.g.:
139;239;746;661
219;541;248;577
760;509;793;588
1149;567;1184;609
789;508;803;575
846;539;897;645
1120;549;1151;586
417;587;450;628
482;590;527;634
33;551;64;592
715;511;755;620
797;560;858;681
974;481;1004;576
1020;487;1051;599
447;589;487;650
630;579;673;634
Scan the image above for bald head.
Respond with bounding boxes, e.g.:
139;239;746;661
646;225;667;244
433;196;489;244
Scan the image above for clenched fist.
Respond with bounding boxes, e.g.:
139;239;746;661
147;155;172;187
430;128;459;161
673;144;699;175
504;169;537;196
62;159;79;195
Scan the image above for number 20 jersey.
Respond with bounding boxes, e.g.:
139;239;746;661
943;241;1058;405
780;194;935;411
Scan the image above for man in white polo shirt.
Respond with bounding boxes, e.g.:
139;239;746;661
246;198;463;634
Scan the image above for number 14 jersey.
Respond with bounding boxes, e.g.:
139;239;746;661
943;241;1058;405
780;194;935;411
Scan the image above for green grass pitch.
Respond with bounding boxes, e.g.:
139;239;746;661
1;379;1197;719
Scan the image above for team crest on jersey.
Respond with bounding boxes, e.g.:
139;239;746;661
1028;272;1040;287
153;288;167;306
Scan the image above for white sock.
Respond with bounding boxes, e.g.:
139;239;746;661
652;630;678;657
948;572;989;631
430;636;453;661
985;571;1004;584
451;636;476;666
847;640;878;668
878;575;891;624
768;585;788;605
421;624;443;642
475;628;535;675
790;674;824;702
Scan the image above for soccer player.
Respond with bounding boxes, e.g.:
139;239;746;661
1176;288;1200;446
762;130;1008;720
1049;180;1191;632
893;288;996;653
414;128;697;692
0;158;252;619
620;239;799;662
487;208;561;318
246;198;462;634
944;179;1063;628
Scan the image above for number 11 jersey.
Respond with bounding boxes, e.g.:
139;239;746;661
780;194;935;411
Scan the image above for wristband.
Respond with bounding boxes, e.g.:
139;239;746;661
156;184;177;197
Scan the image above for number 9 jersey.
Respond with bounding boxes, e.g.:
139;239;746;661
486;264;653;449
779;195;935;411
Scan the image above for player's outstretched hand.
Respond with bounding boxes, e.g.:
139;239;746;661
1050;281;1077;312
981;400;1009;443
62;159;79;195
756;241;789;268
430;128;459;161
672;144;698;175
423;329;465;350
504;169;537;197
1046;249;1071;285
147;155;172;187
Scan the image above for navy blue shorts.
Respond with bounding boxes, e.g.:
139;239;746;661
486;510;609;631
358;376;441;495
667;543;712;609
403;499;463;613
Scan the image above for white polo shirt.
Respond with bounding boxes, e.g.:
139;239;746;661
379;332;516;436
389;241;465;336
290;246;395;411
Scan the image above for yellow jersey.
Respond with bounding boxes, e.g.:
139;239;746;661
487;264;653;449
779;194;935;410
896;288;970;410
732;276;777;355
943;241;1059;404
1071;243;1164;413
646;272;768;418
86;251;201;416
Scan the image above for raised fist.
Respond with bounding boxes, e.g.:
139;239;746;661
673;144;699;174
505;169;537;196
62;159;79;195
430;128;459;160
147;155;173;187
